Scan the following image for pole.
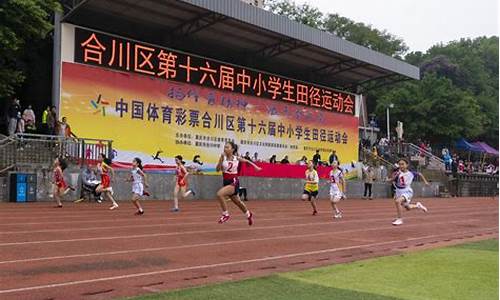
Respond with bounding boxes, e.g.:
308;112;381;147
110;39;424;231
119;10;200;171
386;106;390;140
52;11;62;115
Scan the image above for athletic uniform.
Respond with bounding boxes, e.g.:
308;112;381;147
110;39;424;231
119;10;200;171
98;162;111;189
131;167;144;196
329;168;344;201
222;155;240;196
394;170;419;205
176;165;187;187
303;170;319;198
54;167;67;190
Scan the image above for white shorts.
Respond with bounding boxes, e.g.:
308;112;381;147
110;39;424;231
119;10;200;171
132;182;144;196
329;187;343;202
395;189;413;205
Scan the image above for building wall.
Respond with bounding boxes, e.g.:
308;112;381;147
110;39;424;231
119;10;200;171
0;169;442;202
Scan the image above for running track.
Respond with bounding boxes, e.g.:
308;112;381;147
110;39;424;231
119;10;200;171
0;197;497;300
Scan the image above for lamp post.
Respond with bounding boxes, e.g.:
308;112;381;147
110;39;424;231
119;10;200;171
386;103;394;140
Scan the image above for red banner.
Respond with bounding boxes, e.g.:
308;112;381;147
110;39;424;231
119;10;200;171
239;162;333;179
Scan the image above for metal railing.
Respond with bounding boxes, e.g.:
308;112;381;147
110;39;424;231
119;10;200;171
0;134;113;175
389;142;445;170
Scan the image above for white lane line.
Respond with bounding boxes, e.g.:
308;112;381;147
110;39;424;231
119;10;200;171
0;227;495;295
0;210;494;247
0;218;482;265
0;206;490;235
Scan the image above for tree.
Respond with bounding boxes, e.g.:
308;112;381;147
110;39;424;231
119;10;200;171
0;0;61;100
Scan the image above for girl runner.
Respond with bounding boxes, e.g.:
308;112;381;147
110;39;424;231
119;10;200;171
96;153;119;210
391;158;430;226
329;161;346;219
301;161;319;215
216;141;261;225
52;157;74;208
128;157;147;215
172;155;195;212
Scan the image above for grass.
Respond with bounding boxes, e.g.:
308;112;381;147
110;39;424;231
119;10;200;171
126;239;499;300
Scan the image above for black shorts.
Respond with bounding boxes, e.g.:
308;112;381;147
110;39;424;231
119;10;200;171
303;190;318;198
223;178;240;196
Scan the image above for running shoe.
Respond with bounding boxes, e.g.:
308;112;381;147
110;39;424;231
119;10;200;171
392;218;403;226
190;189;196;196
170;207;180;212
109;203;119;210
135;210;144;216
218;214;230;224
247;211;253;226
74;198;84;203
334;211;343;219
312;210;318;216
416;202;428;213
143;191;151;197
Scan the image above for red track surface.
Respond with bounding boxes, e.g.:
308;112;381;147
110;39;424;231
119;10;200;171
0;197;497;300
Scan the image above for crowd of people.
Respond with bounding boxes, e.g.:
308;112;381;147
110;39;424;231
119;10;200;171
241;149;341;167
5;98;77;138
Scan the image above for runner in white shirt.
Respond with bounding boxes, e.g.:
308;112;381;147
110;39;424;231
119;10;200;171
127;157;147;215
390;158;430;226
329;161;346;219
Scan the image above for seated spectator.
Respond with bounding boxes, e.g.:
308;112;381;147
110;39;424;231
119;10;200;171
243;152;252;162
269;155;277;164
280;155;290;164
76;165;101;202
297;156;308;165
253;152;260;162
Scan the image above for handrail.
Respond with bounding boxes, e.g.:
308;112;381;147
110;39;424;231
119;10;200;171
405;143;444;163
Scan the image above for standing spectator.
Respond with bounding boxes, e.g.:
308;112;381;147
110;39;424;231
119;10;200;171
243;152;252;162
23;105;36;133
7;98;21;136
16;115;25;134
442;148;452;171
312;150;321;166
189;155;204;174
328;150;339;166
363;166;375;200
42;106;50;134
458;160;465;173
280;155;290;164
269;155;277;164
58;117;77;138
48;106;57;135
486;163;495;175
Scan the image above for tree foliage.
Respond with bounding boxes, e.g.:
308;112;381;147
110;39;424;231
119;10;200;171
267;0;498;147
0;0;60;100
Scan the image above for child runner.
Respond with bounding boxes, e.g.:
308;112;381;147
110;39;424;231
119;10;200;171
391;158;430;226
329;161;346;219
301;161;319;215
171;155;196;212
52;157;74;208
128;157;147;215
216;141;261;225
96;153;119;210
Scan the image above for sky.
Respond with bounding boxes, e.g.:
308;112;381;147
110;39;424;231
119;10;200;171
294;0;498;52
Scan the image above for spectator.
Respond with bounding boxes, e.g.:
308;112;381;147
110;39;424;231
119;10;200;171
253;152;259;162
371;146;378;157
7;98;21;136
443;149;452;171
312;150;321;166
42;106;50;134
189;155;203;174
297;156;308;165
328;150;339;166
280;155;290;164
23;105;36;133
243;152;252;162
77;164;101;202
363;166;375;200
48;106;57;135
269;155;277;164
58;117;77;138
486;163;495;175
16;115;25;134
458;160;465;173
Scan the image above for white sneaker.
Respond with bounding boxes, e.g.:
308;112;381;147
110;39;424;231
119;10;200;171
416;202;428;213
392;218;403;226
109;203;119;210
334;212;343;219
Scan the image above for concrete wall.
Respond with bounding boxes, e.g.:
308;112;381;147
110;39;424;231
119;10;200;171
0;168;441;202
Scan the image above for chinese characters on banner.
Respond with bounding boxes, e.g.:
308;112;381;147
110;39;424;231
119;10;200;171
74;27;356;116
